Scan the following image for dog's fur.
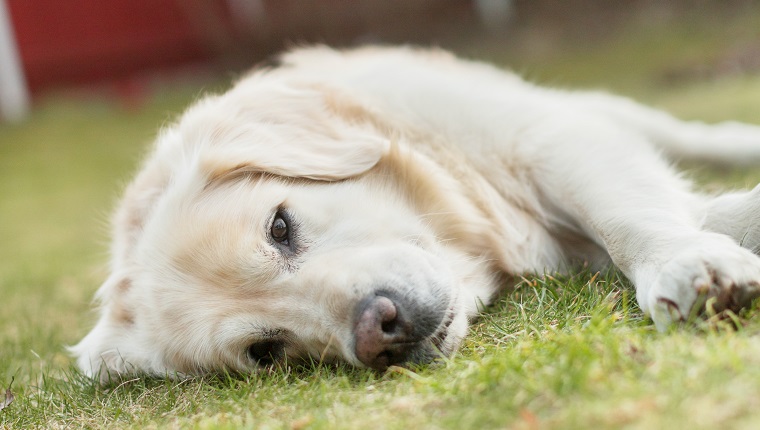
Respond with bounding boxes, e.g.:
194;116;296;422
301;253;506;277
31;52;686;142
73;46;760;381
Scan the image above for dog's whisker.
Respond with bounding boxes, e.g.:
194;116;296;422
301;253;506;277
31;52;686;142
319;334;336;365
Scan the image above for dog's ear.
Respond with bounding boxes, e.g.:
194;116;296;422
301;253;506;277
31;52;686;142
71;125;186;382
199;84;390;182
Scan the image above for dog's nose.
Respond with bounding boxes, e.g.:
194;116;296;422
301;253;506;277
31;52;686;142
354;294;417;370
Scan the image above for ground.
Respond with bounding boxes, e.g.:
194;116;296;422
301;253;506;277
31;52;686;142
2;5;760;429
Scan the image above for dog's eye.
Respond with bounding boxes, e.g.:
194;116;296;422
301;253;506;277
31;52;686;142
247;340;284;366
271;213;289;245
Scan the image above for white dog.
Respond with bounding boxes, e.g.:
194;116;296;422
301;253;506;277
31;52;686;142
73;46;760;381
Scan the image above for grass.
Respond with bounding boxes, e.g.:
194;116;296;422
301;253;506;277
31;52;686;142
3;7;760;429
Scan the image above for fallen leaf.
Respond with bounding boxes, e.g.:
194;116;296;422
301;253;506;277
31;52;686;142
290;414;313;430
0;377;14;412
518;408;540;430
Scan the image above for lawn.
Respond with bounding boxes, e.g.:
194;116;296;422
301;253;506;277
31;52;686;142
3;5;760;429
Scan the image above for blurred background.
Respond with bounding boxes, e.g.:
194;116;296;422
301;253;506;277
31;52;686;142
1;0;760;357
2;0;760;121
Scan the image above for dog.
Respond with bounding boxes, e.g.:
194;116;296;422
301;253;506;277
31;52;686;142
72;46;760;382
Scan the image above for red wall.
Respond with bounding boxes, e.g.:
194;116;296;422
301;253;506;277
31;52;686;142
7;0;223;92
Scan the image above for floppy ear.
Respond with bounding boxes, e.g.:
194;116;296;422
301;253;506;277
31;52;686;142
72;139;183;381
199;84;390;181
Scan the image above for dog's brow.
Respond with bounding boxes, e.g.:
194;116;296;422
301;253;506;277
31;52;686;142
203;165;265;190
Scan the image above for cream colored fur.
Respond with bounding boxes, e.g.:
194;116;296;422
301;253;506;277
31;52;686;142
73;46;760;382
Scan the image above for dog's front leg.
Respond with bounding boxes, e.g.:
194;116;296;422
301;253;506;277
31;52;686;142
520;114;760;329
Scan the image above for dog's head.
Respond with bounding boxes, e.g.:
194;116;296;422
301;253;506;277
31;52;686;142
72;73;502;382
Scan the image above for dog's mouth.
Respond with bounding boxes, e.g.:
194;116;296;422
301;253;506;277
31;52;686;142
429;304;456;353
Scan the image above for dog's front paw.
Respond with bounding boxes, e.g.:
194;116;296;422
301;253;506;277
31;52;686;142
644;238;760;330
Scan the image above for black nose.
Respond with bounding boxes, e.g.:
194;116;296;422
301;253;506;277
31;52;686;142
353;292;441;370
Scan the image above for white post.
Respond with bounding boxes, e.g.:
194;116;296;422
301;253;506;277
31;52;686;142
0;0;29;122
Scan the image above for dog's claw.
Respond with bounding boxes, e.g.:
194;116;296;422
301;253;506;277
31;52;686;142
652;297;684;331
663;298;684;322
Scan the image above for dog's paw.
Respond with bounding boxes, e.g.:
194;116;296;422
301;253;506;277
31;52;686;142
645;238;760;331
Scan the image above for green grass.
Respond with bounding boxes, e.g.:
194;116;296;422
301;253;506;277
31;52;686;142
3;9;760;429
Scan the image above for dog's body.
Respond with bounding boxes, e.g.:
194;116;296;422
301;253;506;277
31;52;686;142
74;46;760;381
